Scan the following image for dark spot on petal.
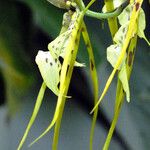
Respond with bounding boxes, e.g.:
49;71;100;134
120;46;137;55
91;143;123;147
81;27;85;32
62;47;65;50
72;27;74;30
128;51;133;66
57;82;60;89
55;58;57;63
50;62;53;66
52;45;55;48
66;65;69;75
119;40;122;44
114;45;118;49
59;70;61;76
123;27;126;33
71;50;74;54
75;38;78;44
90;59;94;70
122;88;125;95
86;43;90;48
45;58;48;63
59;56;64;64
77;29;80;34
135;2;140;11
57;41;61;44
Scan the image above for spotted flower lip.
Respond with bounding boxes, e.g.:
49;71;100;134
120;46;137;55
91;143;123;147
35;10;86;96
35;50;61;96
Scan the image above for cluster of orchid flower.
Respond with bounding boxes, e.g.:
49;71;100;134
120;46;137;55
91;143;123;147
17;0;149;150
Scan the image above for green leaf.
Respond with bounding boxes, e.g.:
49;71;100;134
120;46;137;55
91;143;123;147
0;0;34;114
19;0;63;37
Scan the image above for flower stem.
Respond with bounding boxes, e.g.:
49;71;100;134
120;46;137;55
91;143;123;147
85;3;127;20
17;82;46;150
52;95;66;150
77;0;127;20
52;11;84;149
104;0;118;38
103;81;124;150
82;22;99;150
